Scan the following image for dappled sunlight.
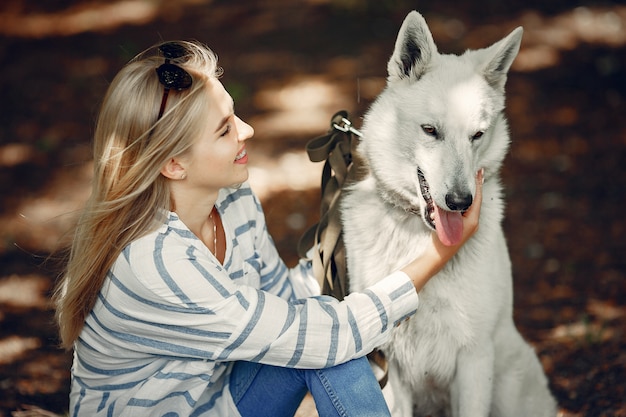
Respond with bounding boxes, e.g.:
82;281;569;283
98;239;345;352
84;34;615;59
549;319;616;344
244;76;354;201
0;0;211;38
0;144;37;168
0;274;49;309
515;6;626;71
586;298;624;322
14;354;69;395
0;1;158;38
0;336;40;366
12;405;64;417
250;76;355;138
0;1;624;414
2;163;92;254
248;151;323;201
548;298;624;344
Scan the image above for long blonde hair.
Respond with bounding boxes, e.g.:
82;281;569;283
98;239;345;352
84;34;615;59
54;41;222;349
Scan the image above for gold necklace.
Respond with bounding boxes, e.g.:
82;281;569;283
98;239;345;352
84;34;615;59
209;206;218;255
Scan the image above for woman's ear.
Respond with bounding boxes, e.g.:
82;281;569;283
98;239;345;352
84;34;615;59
160;157;187;180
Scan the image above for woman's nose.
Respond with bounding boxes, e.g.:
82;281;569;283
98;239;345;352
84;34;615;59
235;116;254;142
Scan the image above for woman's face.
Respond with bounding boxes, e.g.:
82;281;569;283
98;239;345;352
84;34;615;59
183;79;254;191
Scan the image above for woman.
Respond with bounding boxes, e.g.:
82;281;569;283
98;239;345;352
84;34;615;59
54;41;483;417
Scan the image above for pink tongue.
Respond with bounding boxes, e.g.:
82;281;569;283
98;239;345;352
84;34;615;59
433;205;464;246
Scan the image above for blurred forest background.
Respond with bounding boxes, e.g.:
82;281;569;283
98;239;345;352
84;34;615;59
0;0;624;416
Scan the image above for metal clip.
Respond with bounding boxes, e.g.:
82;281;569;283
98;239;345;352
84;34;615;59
333;117;363;138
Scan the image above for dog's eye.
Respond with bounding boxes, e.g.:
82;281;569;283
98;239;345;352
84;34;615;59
421;125;438;138
471;131;484;141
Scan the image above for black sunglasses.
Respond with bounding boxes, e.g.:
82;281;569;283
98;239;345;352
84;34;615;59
155;43;193;121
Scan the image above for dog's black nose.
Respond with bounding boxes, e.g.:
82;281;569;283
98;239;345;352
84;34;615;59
445;191;473;211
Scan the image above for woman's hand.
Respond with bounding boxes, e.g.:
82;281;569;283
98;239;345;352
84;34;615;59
401;169;484;292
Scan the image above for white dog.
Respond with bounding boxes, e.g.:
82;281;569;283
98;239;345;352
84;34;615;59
341;11;557;417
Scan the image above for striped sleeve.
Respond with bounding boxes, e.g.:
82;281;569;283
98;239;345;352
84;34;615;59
93;239;417;369
85;185;418;370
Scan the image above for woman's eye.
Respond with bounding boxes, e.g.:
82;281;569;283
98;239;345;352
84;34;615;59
220;125;232;137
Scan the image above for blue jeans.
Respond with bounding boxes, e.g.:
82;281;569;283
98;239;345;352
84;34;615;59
229;356;391;417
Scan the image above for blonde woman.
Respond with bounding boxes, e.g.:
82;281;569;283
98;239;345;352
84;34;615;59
54;41;483;417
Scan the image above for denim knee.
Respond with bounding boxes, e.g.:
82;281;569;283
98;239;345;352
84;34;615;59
309;357;391;417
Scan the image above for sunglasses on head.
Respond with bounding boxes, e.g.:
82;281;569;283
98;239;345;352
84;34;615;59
155;42;193;121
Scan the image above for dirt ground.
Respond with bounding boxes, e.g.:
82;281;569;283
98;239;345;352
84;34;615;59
0;1;624;416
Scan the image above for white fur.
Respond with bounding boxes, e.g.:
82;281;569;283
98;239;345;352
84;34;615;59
341;11;556;417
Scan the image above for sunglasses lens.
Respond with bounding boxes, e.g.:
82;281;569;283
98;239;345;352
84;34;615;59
159;42;188;60
156;63;192;90
152;43;194;123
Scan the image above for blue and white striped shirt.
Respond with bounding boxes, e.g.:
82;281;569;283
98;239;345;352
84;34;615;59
70;183;418;416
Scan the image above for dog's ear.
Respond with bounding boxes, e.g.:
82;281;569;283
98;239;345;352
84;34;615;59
479;27;523;90
387;11;437;83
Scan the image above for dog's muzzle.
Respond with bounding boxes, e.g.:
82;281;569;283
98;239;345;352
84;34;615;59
417;167;471;247
417;168;436;230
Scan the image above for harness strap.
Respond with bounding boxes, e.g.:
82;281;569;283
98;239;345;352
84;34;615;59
298;111;389;389
298;111;357;299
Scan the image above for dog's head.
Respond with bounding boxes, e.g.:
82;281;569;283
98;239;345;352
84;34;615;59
360;11;522;246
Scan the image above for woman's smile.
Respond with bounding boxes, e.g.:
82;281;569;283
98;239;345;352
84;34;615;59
234;146;248;164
